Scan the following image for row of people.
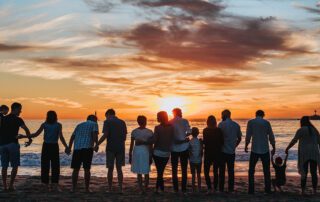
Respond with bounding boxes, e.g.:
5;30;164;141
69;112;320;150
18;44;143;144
0;103;319;195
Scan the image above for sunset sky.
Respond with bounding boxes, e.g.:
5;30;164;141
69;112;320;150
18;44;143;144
0;0;319;120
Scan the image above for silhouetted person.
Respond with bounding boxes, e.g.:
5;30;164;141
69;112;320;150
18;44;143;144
30;111;69;191
245;110;275;194
0;105;9;117
271;153;288;192
0;105;9;127
218;109;242;192
152;111;174;193
189;127;202;193
129;115;153;194
169;108;191;193
286;116;320;195
0;102;32;191
95;109;127;193
203;115;224;193
69;115;99;193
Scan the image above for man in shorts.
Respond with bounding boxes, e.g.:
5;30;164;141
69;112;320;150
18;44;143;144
68;115;99;192
0;102;32;191
95;109;127;193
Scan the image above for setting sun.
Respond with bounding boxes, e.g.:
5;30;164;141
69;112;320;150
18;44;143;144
157;97;187;114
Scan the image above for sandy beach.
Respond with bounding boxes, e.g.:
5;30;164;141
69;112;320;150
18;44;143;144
0;175;319;201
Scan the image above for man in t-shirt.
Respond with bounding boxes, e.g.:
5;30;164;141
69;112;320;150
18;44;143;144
0;102;32;191
68;115;99;193
95;109;127;193
169;108;191;193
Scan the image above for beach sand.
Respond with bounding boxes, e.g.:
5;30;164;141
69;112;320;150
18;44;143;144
0;175;319;201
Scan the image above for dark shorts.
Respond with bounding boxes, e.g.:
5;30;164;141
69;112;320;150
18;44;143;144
0;143;20;168
272;179;286;187
71;148;93;169
106;150;125;168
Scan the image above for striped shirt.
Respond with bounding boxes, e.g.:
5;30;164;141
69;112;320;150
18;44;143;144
73;120;98;150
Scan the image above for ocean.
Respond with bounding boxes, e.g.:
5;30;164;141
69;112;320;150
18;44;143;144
8;119;320;178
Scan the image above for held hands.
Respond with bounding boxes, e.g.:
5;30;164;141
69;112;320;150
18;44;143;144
24;137;32;147
65;147;71;155
285;148;289;155
271;148;276;156
94;145;99;153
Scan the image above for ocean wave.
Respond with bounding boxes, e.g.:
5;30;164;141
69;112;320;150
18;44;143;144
1;149;299;167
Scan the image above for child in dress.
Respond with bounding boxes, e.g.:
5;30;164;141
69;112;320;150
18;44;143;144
271;153;288;192
189;127;203;193
129;115;153;193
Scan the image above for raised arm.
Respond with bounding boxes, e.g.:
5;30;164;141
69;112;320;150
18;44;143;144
284;153;289;165
30;123;44;138
20;123;32;146
285;129;302;154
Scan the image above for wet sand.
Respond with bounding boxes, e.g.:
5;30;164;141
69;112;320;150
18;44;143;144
0;175;319;201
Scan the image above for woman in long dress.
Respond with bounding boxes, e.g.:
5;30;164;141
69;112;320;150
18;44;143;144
129;115;153;193
285;116;320;195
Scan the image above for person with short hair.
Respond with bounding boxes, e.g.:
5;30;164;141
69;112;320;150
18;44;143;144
0;102;32;191
129;115;153;194
95;109;127;193
30;111;69;191
271;153;288;192
189;127;202;193
68;115;99;193
218;109;242;193
245;110;275;194
169;108;191;193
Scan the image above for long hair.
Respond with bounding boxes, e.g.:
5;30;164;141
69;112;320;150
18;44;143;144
46;111;58;124
157;111;169;125
300;116;319;136
207;115;217;128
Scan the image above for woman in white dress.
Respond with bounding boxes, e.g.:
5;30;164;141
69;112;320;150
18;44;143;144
129;115;153;193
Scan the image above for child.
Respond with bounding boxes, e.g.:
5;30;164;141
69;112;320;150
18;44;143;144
271;153;288;192
129;115;153;194
189;127;203;193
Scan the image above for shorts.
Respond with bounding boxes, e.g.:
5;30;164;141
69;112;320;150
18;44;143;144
106;150;125;168
0;143;20;168
272;178;286;187
71;148;93;169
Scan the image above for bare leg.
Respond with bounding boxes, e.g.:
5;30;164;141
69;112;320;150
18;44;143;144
84;169;91;192
272;180;277;192
72;169;79;192
9;167;18;191
107;166;114;192
1;168;8;191
116;164;123;193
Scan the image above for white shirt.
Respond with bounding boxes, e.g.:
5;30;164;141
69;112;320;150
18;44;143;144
189;137;202;164
170;117;191;152
246;117;275;154
218;118;242;154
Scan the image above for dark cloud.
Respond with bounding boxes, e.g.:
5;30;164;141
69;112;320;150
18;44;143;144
92;0;313;69
297;5;320;15
0;43;39;51
183;75;251;86
84;0;115;13
31;57;123;70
